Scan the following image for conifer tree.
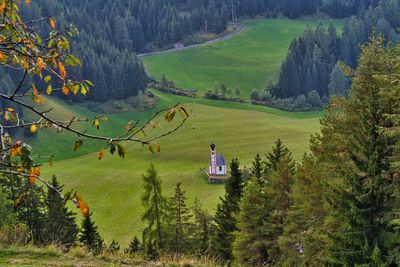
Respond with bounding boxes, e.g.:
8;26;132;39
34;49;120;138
44;176;78;246
192;199;213;255
126;236;142;254
141;163;166;257
212;159;244;264
324;37;400;265
264;151;295;263
265;139;291;174
250;153;263;182
79;212;103;254
166;182;192;253
278;154;328;266
233;176;272;266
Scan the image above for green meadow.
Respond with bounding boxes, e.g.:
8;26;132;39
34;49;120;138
36;19;333;245
142;19;343;98
40;91;320;244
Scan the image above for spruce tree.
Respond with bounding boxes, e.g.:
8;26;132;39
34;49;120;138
212;158;244;264
233;176;272;266
44;176;78;246
126;236;142;254
79;212;103;254
166;182;192;253
278;154;328;266
141;163;166;257
250;153;263;182
192;199;213;256
265;139;291;174
325;37;400;265
264;152;295;263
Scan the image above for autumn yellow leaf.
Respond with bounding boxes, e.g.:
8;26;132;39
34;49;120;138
93;119;100;129
164;108;176;122
6;108;15;113
62;84;69;95
46;84;52;94
76;195;89;216
98;148;105;160
58;62;66;80
30;124;37;133
49;17;56;29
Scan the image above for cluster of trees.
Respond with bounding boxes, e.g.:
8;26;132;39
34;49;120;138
133;37;400;266
0;175;104;253
233;0;380;19
251;88;325;111
204;83;245;103
270;0;400;102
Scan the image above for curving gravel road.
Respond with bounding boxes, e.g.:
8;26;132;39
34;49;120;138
138;23;247;58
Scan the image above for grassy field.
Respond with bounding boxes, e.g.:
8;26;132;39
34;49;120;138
30;19;332;246
142;19;343;98
41;93;321;245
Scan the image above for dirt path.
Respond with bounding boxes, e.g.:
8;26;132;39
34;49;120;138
138;23;247;58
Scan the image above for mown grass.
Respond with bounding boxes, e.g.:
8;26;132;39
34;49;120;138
41;95;321;245
142;19;344;98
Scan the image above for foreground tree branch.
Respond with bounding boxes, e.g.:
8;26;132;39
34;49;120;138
0;0;188;216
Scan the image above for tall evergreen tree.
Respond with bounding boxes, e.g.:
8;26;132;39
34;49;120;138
141;163;166;257
192;198;213;256
212;158;244;264
233;176;272;266
166;182;192;253
328;61;350;96
325;37;400;265
44;176;78;246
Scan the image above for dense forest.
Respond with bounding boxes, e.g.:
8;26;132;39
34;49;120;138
0;0;384;104
266;0;400;102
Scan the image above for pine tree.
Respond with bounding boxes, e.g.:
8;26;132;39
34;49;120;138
233;176;272;266
265;139;291;174
325;37;400;265
79;212;103;254
192;198;213;255
166;182;192;253
44;176;78;246
126;236;142;254
212;158;244;264
278;154;328;266
250;154;263;183
328;61;350;96
141;163;166;257
264;152;295;263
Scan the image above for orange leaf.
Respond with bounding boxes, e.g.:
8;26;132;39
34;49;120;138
0;2;6;12
26;0;31;5
0;52;4;60
98;148;105;160
62;84;69;95
29;166;40;184
49;17;56;29
32;83;38;96
6;108;15;113
58;62;66;80
37;57;45;71
76;195;89;216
